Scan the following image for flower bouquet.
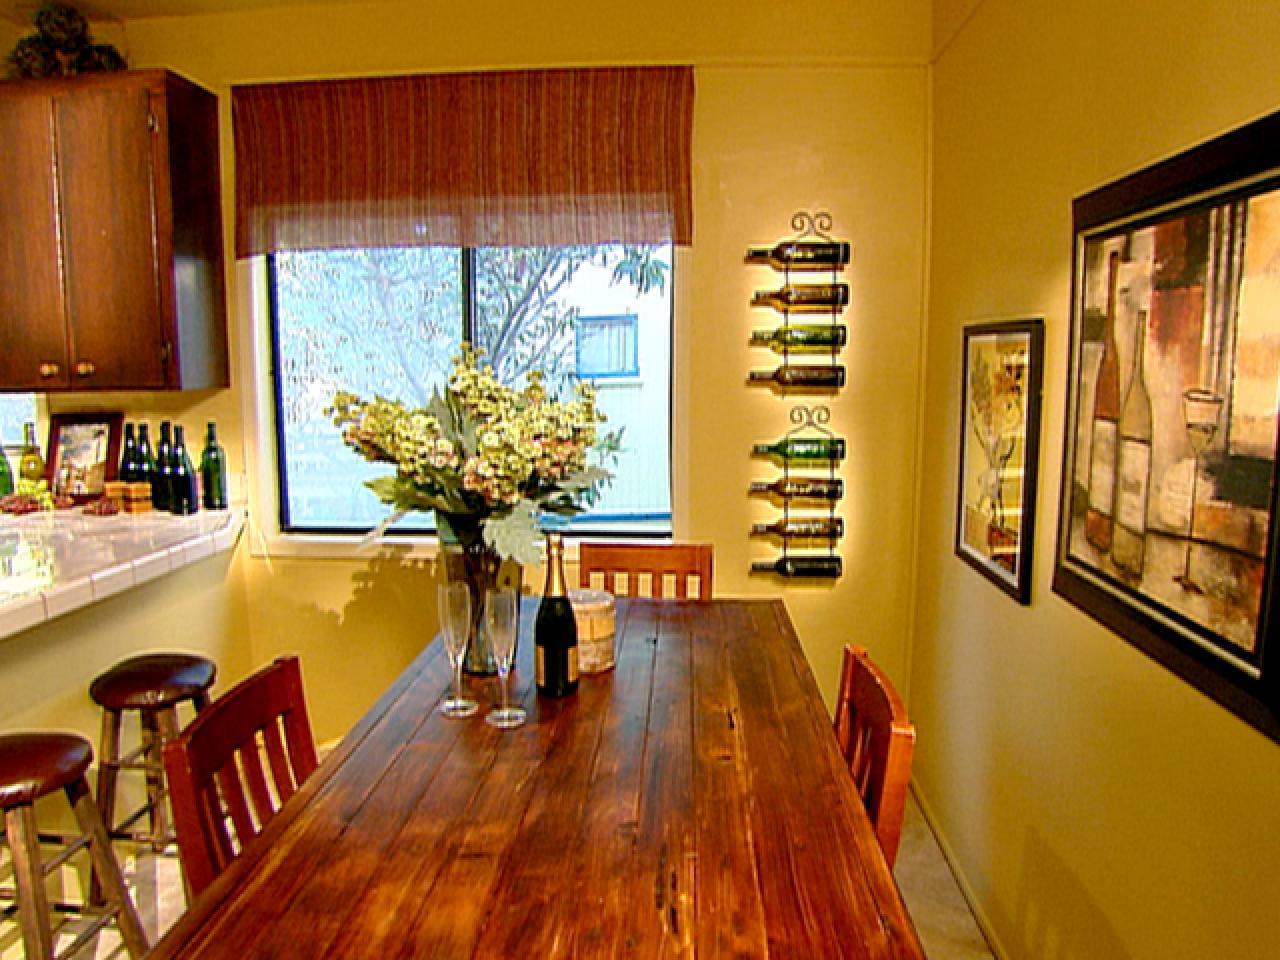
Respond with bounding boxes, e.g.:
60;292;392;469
328;346;615;671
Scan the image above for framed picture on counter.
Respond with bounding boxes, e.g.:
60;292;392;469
46;413;123;503
955;317;1044;604
1053;106;1280;744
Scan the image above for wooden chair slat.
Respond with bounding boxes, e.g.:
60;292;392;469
239;737;278;826
579;543;714;600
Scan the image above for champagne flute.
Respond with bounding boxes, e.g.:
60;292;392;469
437;583;479;718
483;586;525;729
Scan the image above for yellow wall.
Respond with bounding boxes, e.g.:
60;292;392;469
918;0;1280;957
44;0;931;742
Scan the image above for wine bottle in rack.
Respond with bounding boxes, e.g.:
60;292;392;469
752;436;846;462
750;517;844;540
751;556;843;578
750;324;847;354
748;365;846;389
749;477;844;500
751;284;849;312
745;240;851;270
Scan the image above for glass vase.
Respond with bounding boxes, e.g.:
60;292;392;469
435;511;522;675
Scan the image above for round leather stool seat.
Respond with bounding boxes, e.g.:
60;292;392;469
0;732;92;810
90;653;216;710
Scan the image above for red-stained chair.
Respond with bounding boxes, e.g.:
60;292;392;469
577;542;714;600
162;656;318;897
833;645;916;867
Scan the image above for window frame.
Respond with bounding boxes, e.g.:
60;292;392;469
255;247;678;549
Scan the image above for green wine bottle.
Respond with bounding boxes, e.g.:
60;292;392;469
153;421;174;512
18;422;44;484
748;365;845;388
750;324;847;354
751;436;846;462
136;423;157;492
0;444;13;496
750;517;844;540
200;421;229;509
170;425;200;515
751;284;848;313
749;477;844;500
118;423;138;483
750;556;843;578
535;532;579;698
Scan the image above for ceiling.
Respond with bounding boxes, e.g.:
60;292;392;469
1;0;359;26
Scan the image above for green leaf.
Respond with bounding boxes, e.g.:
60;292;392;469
484;501;543;565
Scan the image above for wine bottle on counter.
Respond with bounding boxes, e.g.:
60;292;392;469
118;423;139;482
535;531;579;698
153;421;174;512
136;423;157;490
169;425;200;515
0;444;12;496
750;517;844;540
751;283;849;313
750;555;843;578
200;421;228;509
19;422;44;484
752;436;846;462
745;240;851;271
749;324;847;354
748;365;845;389
749;477;844;500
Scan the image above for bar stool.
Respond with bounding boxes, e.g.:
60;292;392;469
89;654;216;850
0;733;150;959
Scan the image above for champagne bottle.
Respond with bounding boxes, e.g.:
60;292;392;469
1111;311;1152;577
0;445;13;496
19;421;44;484
118;423;139;483
748;365;845;388
169;425;200;515
136;423;157;492
750;555;843;578
750;324;847;354
751;284;849;313
750;517;844;540
749;477;844;500
153;421;174;512
745;240;851;270
1086;251;1122;552
535;531;579;698
752;436;846;462
200;421;229;509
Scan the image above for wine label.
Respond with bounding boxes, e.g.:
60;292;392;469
568;647;579;683
1088;419;1117;512
535;646;545;686
1115;439;1151;530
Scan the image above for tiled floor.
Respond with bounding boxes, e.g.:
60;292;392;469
3;794;992;959
895;790;996;960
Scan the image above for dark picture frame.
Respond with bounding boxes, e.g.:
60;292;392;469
1053;108;1280;743
956;318;1044;604
46;413;123;503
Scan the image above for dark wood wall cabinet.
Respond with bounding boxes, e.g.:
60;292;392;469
0;70;228;392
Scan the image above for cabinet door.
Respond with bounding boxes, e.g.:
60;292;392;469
55;83;167;388
0;93;71;389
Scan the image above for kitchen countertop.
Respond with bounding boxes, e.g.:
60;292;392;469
0;506;246;639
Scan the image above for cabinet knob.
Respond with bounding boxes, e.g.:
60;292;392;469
39;363;59;378
76;360;96;377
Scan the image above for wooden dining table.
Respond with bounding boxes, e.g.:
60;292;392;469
149;597;924;959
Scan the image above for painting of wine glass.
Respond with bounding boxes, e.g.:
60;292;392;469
955;318;1044;603
1053;106;1280;743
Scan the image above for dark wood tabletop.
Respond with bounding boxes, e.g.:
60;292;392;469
149;597;924;959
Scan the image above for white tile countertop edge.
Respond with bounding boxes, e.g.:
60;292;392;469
0;507;246;641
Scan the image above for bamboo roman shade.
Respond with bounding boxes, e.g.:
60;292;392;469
231;66;694;256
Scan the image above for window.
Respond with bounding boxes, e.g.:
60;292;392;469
270;244;672;534
0;394;36;461
576;314;639;378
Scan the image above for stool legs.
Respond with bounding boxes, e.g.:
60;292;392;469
68;778;150;958
5;803;54;959
94;707;123;839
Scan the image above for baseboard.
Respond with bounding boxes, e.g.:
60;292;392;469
908;780;1009;960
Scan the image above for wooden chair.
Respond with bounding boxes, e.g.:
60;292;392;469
577;542;714;600
833;645;916;867
162;656;318;897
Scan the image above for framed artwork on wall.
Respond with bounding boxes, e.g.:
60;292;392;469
46;412;123;503
1053;108;1280;743
956;317;1044;604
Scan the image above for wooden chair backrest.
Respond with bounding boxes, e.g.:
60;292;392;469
163;656;318;896
577;543;714;600
833;645;916;867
